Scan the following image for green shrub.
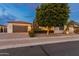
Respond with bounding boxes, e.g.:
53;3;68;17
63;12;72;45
34;28;47;33
49;30;54;33
34;28;42;33
28;30;35;37
33;28;54;33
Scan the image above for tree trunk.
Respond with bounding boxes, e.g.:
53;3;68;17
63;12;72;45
47;26;49;35
64;25;67;31
52;26;54;33
64;25;67;34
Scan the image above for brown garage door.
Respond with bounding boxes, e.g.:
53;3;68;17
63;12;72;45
13;25;28;32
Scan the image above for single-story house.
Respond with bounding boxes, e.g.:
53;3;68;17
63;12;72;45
0;20;78;34
7;21;32;33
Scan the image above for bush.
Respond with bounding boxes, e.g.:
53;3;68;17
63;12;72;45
74;28;79;34
49;30;54;33
34;28;54;33
28;28;54;37
34;28;42;33
28;30;35;37
34;28;47;33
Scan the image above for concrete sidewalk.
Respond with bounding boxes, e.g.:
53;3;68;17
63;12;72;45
0;34;79;49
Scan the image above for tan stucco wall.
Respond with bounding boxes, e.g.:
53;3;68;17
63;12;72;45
7;23;13;33
7;23;32;33
39;26;47;30
69;26;74;33
39;26;54;31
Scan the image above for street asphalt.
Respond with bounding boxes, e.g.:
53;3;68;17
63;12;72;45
0;41;79;56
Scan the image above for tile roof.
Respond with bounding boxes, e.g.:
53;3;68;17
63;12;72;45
8;21;32;24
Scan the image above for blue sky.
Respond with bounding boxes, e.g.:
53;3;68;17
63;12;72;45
0;3;79;25
69;3;79;21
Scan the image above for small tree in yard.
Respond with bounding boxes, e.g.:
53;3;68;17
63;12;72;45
35;3;70;35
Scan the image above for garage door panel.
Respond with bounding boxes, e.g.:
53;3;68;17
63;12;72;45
13;25;28;32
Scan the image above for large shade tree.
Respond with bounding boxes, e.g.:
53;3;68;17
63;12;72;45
35;3;70;35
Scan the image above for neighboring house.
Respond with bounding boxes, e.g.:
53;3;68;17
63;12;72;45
7;21;32;33
0;25;7;32
65;20;79;34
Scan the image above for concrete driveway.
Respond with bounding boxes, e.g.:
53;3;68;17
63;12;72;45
0;33;29;39
0;33;79;49
0;33;79;56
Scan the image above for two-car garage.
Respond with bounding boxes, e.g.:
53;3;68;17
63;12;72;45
13;25;28;33
7;21;32;33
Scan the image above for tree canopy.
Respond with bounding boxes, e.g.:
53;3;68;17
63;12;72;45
35;3;70;27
